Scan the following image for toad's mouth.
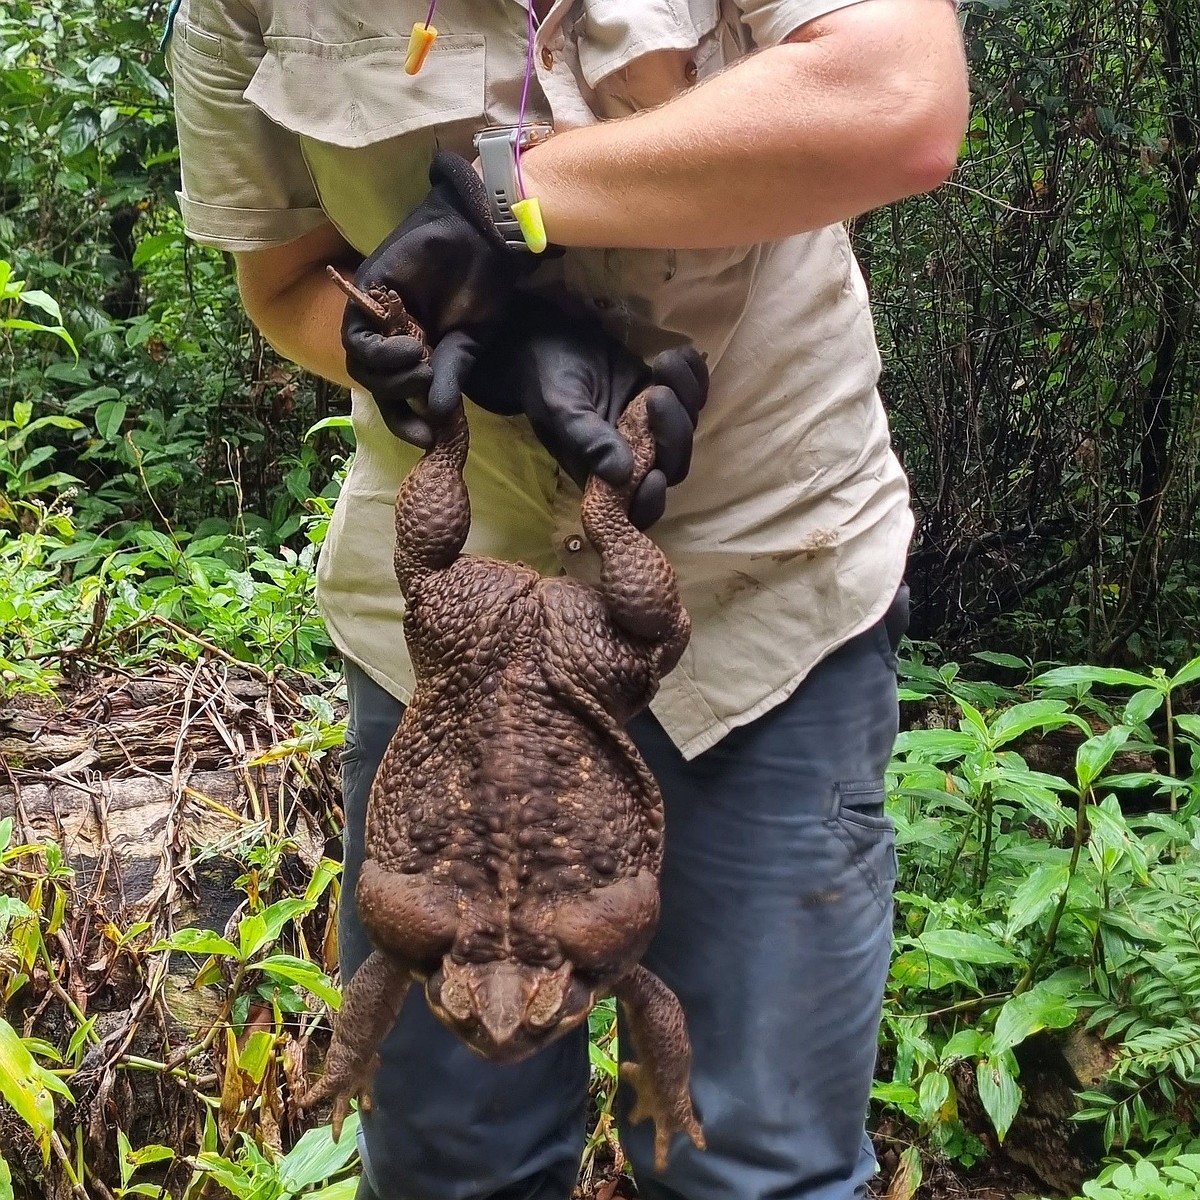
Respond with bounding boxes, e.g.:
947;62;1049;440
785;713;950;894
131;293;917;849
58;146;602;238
424;957;594;1062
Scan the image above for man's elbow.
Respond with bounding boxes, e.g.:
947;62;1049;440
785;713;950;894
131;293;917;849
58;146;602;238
897;95;969;195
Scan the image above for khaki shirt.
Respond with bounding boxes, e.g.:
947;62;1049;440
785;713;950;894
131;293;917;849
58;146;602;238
168;0;913;760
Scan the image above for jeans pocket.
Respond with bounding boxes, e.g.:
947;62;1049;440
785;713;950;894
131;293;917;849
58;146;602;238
830;781;898;914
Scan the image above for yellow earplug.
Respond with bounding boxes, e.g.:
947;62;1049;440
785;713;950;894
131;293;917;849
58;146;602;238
405;22;438;75
511;197;548;254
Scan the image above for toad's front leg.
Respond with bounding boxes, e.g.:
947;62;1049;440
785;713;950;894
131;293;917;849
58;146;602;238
614;964;705;1172
581;395;691;676
393;405;471;598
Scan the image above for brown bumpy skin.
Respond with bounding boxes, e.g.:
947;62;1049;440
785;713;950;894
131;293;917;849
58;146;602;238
300;391;702;1166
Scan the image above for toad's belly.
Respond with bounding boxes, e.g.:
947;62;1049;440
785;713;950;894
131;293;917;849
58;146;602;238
365;662;662;895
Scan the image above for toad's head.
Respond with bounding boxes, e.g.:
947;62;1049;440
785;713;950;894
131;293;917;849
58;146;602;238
424;956;594;1062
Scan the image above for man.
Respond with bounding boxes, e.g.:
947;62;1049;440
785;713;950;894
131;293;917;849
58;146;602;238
167;2;968;1198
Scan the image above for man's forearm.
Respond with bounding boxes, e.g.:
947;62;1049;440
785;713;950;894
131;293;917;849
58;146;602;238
520;0;968;250
235;223;362;390
252;269;359;389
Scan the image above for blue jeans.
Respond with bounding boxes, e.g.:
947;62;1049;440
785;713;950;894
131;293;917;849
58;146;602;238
339;589;905;1200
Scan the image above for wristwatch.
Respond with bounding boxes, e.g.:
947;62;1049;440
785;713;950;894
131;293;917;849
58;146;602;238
473;123;554;249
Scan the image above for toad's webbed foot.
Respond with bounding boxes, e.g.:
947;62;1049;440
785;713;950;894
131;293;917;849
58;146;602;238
615;965;705;1172
299;950;412;1140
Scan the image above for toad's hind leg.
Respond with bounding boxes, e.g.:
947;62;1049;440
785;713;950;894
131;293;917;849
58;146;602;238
393;406;471;597
299;951;412;1140
614;965;705;1172
581;395;691;675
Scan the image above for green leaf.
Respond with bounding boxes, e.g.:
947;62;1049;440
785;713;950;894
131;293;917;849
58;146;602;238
917;1070;951;1125
991;985;1076;1055
0;1017;57;1158
12;401;32;429
305;415;355;439
588;1039;619;1079
892;729;977;761
278;1115;361;1193
15;290;63;322
890;949;978;992
1076;726;1132;791
1005;862;1071;938
192;1153;256;1196
237;1031;276;1084
957;699;990;743
1123;688;1164;726
972;651;1029;671
1175;714;1200;741
303;1180;361;1200
0;1152;12;1200
989;700;1073;747
94;399;127;441
133;528;180;561
1170;655;1200;690
86;54;122;84
976;1056;1021;1141
871;1081;918;1108
910;929;1020;965
125;1144;175;1169
239;897;314;959
1034;666;1156;691
152;928;239;958
941;1028;988;1061
256;954;341;1008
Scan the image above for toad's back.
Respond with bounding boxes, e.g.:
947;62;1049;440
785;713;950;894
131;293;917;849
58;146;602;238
365;555;664;904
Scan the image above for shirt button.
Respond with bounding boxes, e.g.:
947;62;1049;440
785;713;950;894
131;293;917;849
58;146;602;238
684;59;698;84
541;47;554;70
564;535;584;553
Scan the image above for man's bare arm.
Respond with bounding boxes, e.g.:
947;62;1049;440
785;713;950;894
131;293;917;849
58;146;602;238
520;0;969;249
234;222;361;388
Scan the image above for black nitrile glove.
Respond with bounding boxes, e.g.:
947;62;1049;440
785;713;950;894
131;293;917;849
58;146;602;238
342;151;532;447
454;297;709;530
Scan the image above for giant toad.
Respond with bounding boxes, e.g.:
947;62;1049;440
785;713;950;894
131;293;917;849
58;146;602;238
302;284;703;1171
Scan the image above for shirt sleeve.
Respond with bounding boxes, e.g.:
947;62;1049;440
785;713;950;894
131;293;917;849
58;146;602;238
165;0;328;251
733;0;930;48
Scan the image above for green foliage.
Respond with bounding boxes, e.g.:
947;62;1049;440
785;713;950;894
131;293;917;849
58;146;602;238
866;0;1200;661
1067;1153;1200;1200
879;650;1200;1185
192;1120;360;1200
1;1;343;545
0;494;338;693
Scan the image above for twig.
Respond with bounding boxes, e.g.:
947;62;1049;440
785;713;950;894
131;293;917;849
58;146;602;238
49;1129;88;1200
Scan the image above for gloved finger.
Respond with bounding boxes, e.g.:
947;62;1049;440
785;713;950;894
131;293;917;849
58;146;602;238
342;302;423;354
363;359;434;413
629;469;668;531
374;397;435;449
649;347;709;424
427;328;483;421
533;405;634;489
645;385;696;487
343;325;428;388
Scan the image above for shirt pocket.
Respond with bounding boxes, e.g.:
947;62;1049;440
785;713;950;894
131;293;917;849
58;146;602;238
243;33;487;253
576;0;727;118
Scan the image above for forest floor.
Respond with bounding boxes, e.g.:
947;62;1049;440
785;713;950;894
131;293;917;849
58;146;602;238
1;662;1081;1200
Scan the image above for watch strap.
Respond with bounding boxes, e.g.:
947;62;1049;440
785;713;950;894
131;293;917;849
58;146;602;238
476;129;527;248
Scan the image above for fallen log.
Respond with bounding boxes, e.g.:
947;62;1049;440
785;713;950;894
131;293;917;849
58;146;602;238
0;660;344;1199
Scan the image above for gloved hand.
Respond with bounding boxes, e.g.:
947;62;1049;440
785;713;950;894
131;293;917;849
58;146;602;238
342;151;532;447
450;297;709;530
